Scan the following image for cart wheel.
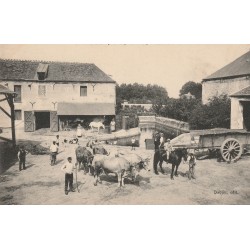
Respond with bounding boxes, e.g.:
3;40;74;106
220;138;243;162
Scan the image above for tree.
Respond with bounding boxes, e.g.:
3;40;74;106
189;95;230;129
160;97;201;121
152;98;165;114
179;81;202;99
116;83;168;105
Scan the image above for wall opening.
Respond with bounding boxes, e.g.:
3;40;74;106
242;101;250;131
35;112;50;130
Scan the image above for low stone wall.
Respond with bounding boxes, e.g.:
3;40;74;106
155;117;189;133
139;115;190;136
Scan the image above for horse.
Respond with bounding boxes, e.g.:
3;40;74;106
89;121;105;133
153;147;188;180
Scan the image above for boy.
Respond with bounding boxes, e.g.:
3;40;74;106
187;153;196;180
131;137;136;150
164;139;173;161
17;146;28;171
50;141;58;166
61;157;76;195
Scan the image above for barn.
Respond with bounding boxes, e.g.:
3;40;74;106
0;59;116;132
202;51;250;104
202;50;250;130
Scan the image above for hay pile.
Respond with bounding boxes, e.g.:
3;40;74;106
20;142;50;155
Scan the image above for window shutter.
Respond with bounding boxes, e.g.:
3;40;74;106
38;85;46;96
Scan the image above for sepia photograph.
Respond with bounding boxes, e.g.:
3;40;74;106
0;44;250;205
1;1;250;250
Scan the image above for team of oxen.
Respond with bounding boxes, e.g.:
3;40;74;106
75;141;189;187
75;142;151;187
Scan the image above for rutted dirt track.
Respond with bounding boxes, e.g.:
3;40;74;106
0;133;250;205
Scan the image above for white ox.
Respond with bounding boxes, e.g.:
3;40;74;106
92;154;137;187
89;121;105;133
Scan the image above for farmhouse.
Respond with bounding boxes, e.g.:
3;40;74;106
0;59;116;132
202;51;250;104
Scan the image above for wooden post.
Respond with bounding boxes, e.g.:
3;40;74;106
7;95;16;148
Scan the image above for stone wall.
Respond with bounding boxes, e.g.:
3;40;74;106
138;115;190;138
202;77;250;104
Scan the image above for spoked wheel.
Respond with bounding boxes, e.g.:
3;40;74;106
220;138;243;162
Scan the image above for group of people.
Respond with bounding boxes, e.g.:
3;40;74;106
153;132;196;179
17;125;197;198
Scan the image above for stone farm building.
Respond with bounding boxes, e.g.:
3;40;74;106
0;59;116;132
202;50;250;131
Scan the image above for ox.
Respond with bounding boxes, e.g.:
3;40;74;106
89;121;105;133
118;152;151;181
92;145;109;155
86;140;109;156
92;155;137;187
75;146;94;174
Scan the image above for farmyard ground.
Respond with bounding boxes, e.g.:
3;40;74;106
0;131;250;205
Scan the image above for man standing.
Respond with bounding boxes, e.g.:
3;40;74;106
110;118;116;133
131;137;136;150
187;153;196;180
154;132;160;151
61;157;76;195
18;146;28;171
50;141;58;166
55;135;60;147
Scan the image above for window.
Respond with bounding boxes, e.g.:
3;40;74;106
14;110;22;120
38;85;46;96
14;85;21;102
80;86;87;96
37;63;49;80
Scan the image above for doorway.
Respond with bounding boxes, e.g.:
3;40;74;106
35;112;50;130
242;101;250;131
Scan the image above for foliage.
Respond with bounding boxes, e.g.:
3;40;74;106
179;81;202;99
158;98;201;122
116;83;168;104
189;95;231;129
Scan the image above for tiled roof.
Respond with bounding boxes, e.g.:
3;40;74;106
0;59;115;83
57;102;115;115
230;85;250;97
203;51;250;81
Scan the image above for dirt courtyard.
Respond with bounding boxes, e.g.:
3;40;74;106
0;131;250;205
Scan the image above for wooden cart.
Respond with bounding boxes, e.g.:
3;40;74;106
173;129;250;162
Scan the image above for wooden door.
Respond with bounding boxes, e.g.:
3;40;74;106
50;111;59;132
24;111;34;132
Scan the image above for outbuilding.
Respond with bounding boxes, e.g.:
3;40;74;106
202;51;250;104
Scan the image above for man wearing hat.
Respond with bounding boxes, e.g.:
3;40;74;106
154;132;160;151
61;157;76;195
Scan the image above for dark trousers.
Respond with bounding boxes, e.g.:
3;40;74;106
19;159;26;170
65;173;73;191
188;163;196;179
50;152;57;165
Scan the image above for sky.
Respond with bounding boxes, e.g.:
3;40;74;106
0;44;249;97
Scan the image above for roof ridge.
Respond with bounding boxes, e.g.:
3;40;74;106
203;50;250;81
0;58;94;65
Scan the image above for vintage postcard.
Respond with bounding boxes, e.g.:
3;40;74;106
0;44;250;205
